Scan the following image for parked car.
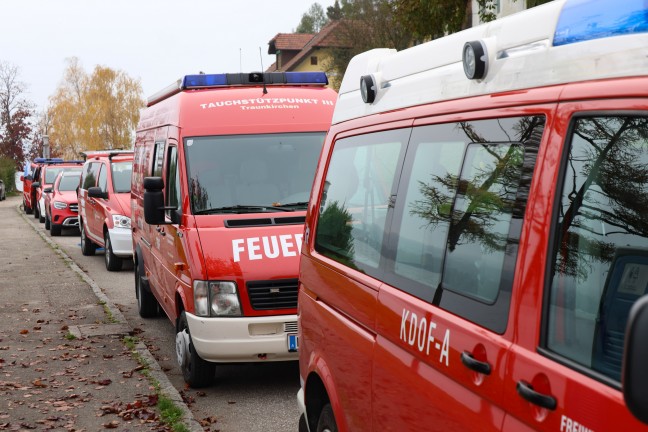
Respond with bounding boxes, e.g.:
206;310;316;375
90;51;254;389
32;160;83;223
0;179;5;201
78;150;134;271
297;1;648;431
44;171;82;236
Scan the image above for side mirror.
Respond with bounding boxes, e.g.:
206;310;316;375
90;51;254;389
43;187;53;194
88;186;108;199
623;295;648;424
143;177;167;225
32;182;40;189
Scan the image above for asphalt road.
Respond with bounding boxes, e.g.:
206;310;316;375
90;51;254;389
23;201;301;432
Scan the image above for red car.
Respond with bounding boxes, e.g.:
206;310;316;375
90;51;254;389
44;171;82;236
33;161;83;223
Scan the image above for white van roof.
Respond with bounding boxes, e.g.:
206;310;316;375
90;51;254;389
333;0;648;125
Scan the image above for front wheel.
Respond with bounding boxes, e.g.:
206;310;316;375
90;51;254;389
80;221;96;256
104;233;123;271
176;311;215;388
135;259;158;318
44;212;51;230
317;404;338;432
50;223;62;236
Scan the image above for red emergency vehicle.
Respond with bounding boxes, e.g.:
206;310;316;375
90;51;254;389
33;161;83;223
21;158;61;214
298;1;648;431
132;71;336;387
44;170;82;236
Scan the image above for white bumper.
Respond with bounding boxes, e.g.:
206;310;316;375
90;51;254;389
186;312;299;362
107;227;133;257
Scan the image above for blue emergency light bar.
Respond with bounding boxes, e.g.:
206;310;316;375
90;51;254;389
554;0;648;46
148;71;329;106
33;158;63;163
182;71;328;89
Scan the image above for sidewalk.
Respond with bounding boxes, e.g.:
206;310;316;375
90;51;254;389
0;195;200;432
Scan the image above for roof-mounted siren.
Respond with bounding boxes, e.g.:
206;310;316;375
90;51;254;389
462;37;496;81
360;72;383;104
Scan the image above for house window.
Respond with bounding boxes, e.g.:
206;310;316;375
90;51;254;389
311;56;318;66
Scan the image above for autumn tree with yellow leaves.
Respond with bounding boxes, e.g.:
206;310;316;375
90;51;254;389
48;58;144;159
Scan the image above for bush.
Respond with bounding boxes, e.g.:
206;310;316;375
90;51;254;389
0;157;18;194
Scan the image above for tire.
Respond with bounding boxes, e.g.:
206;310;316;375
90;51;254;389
104;232;123;272
176;311;215;388
39;210;45;223
24;199;33;214
80;221;96;256
44;212;51;230
34;204;40;219
50;223;62;236
317;404;338;432
135;259;158;318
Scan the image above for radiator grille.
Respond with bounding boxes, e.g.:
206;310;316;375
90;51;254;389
70;204;79;212
247;278;298;310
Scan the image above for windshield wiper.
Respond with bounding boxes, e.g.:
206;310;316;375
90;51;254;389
194;205;292;215
273;201;309;208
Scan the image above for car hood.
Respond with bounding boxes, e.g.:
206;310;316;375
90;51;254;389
193;215;305;281
56;190;78;204
112;193;131;218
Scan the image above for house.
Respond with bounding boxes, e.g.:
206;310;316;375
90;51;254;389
267;21;349;87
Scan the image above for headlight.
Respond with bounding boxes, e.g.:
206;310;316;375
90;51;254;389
53;201;68;209
112;214;131;229
193;281;241;317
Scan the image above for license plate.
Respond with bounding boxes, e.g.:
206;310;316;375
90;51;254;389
288;333;299;352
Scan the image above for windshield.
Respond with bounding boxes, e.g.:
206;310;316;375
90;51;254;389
58;174;81;191
45;166;81;184
111;161;133;193
185;132;326;214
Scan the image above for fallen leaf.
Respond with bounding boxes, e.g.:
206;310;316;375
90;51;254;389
103;420;119;428
19;330;29;335
32;379;47;388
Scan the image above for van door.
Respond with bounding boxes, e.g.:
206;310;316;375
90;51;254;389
148;140;170;313
502;105;648;431
157;142;186;323
373;115;546;431
308;127;409;431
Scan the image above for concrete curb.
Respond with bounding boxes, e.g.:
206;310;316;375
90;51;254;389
17;203;204;432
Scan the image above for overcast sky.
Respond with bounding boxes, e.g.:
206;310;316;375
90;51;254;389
0;0;334;111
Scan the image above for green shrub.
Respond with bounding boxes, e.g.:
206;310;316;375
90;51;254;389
0;157;18;194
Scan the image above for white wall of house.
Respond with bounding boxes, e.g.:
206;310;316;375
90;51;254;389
472;0;527;26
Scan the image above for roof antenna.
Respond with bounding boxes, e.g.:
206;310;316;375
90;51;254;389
259;47;268;95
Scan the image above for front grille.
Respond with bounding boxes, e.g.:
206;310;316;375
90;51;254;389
247;278;298;310
70;204;79;212
284;321;298;333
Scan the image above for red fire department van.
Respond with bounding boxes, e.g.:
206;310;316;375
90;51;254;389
298;1;648;431
132;71;336;387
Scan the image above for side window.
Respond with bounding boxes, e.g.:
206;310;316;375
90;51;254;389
152;141;165;177
546;115;648;382
315;129;408;277
97;164;108;193
166;146;180;218
81;162;100;190
385;116;545;333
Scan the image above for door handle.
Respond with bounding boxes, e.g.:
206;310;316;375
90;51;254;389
460;351;491;375
516;381;557;410
156;226;166;236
